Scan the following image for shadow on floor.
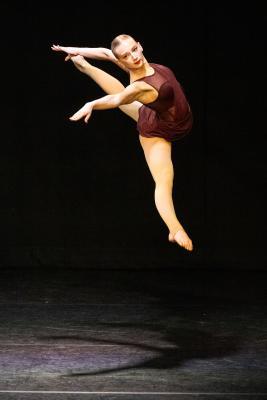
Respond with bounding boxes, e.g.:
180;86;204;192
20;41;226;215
39;321;242;376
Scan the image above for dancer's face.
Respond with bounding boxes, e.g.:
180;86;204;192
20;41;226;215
115;38;144;69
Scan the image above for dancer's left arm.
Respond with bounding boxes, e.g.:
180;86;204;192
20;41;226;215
69;82;152;123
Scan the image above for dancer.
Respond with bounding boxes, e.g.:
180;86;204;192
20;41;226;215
52;34;193;251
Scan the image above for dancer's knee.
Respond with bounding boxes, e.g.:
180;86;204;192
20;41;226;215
154;166;174;185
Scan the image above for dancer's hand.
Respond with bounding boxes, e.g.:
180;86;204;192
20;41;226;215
69;102;94;124
51;44;77;61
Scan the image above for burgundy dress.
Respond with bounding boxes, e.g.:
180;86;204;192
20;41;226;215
135;63;193;142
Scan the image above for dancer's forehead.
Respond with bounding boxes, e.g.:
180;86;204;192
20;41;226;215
115;38;138;58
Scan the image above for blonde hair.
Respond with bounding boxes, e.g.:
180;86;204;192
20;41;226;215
111;34;135;58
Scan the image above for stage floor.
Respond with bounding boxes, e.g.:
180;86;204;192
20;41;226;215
0;266;266;400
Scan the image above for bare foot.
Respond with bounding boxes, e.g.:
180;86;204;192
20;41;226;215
168;230;193;251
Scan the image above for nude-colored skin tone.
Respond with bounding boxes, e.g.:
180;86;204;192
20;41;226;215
51;37;193;251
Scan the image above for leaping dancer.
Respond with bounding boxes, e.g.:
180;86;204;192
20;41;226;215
52;34;193;251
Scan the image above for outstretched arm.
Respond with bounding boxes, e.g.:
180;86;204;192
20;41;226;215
51;44;128;71
69;82;152;123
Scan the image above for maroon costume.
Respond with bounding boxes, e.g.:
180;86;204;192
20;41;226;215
135;63;193;142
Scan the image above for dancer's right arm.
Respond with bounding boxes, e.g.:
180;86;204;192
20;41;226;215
51;45;128;71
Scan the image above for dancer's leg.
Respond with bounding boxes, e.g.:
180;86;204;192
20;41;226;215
73;57;141;121
72;58;192;250
139;135;193;251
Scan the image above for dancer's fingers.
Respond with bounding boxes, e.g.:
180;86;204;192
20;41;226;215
84;112;92;124
69;111;82;121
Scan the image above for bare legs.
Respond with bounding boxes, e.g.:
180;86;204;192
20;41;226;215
139;136;193;251
76;58;193;251
71;57;142;121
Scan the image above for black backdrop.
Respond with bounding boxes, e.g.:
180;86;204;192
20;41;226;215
1;2;266;269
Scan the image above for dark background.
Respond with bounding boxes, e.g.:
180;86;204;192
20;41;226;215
1;2;266;270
